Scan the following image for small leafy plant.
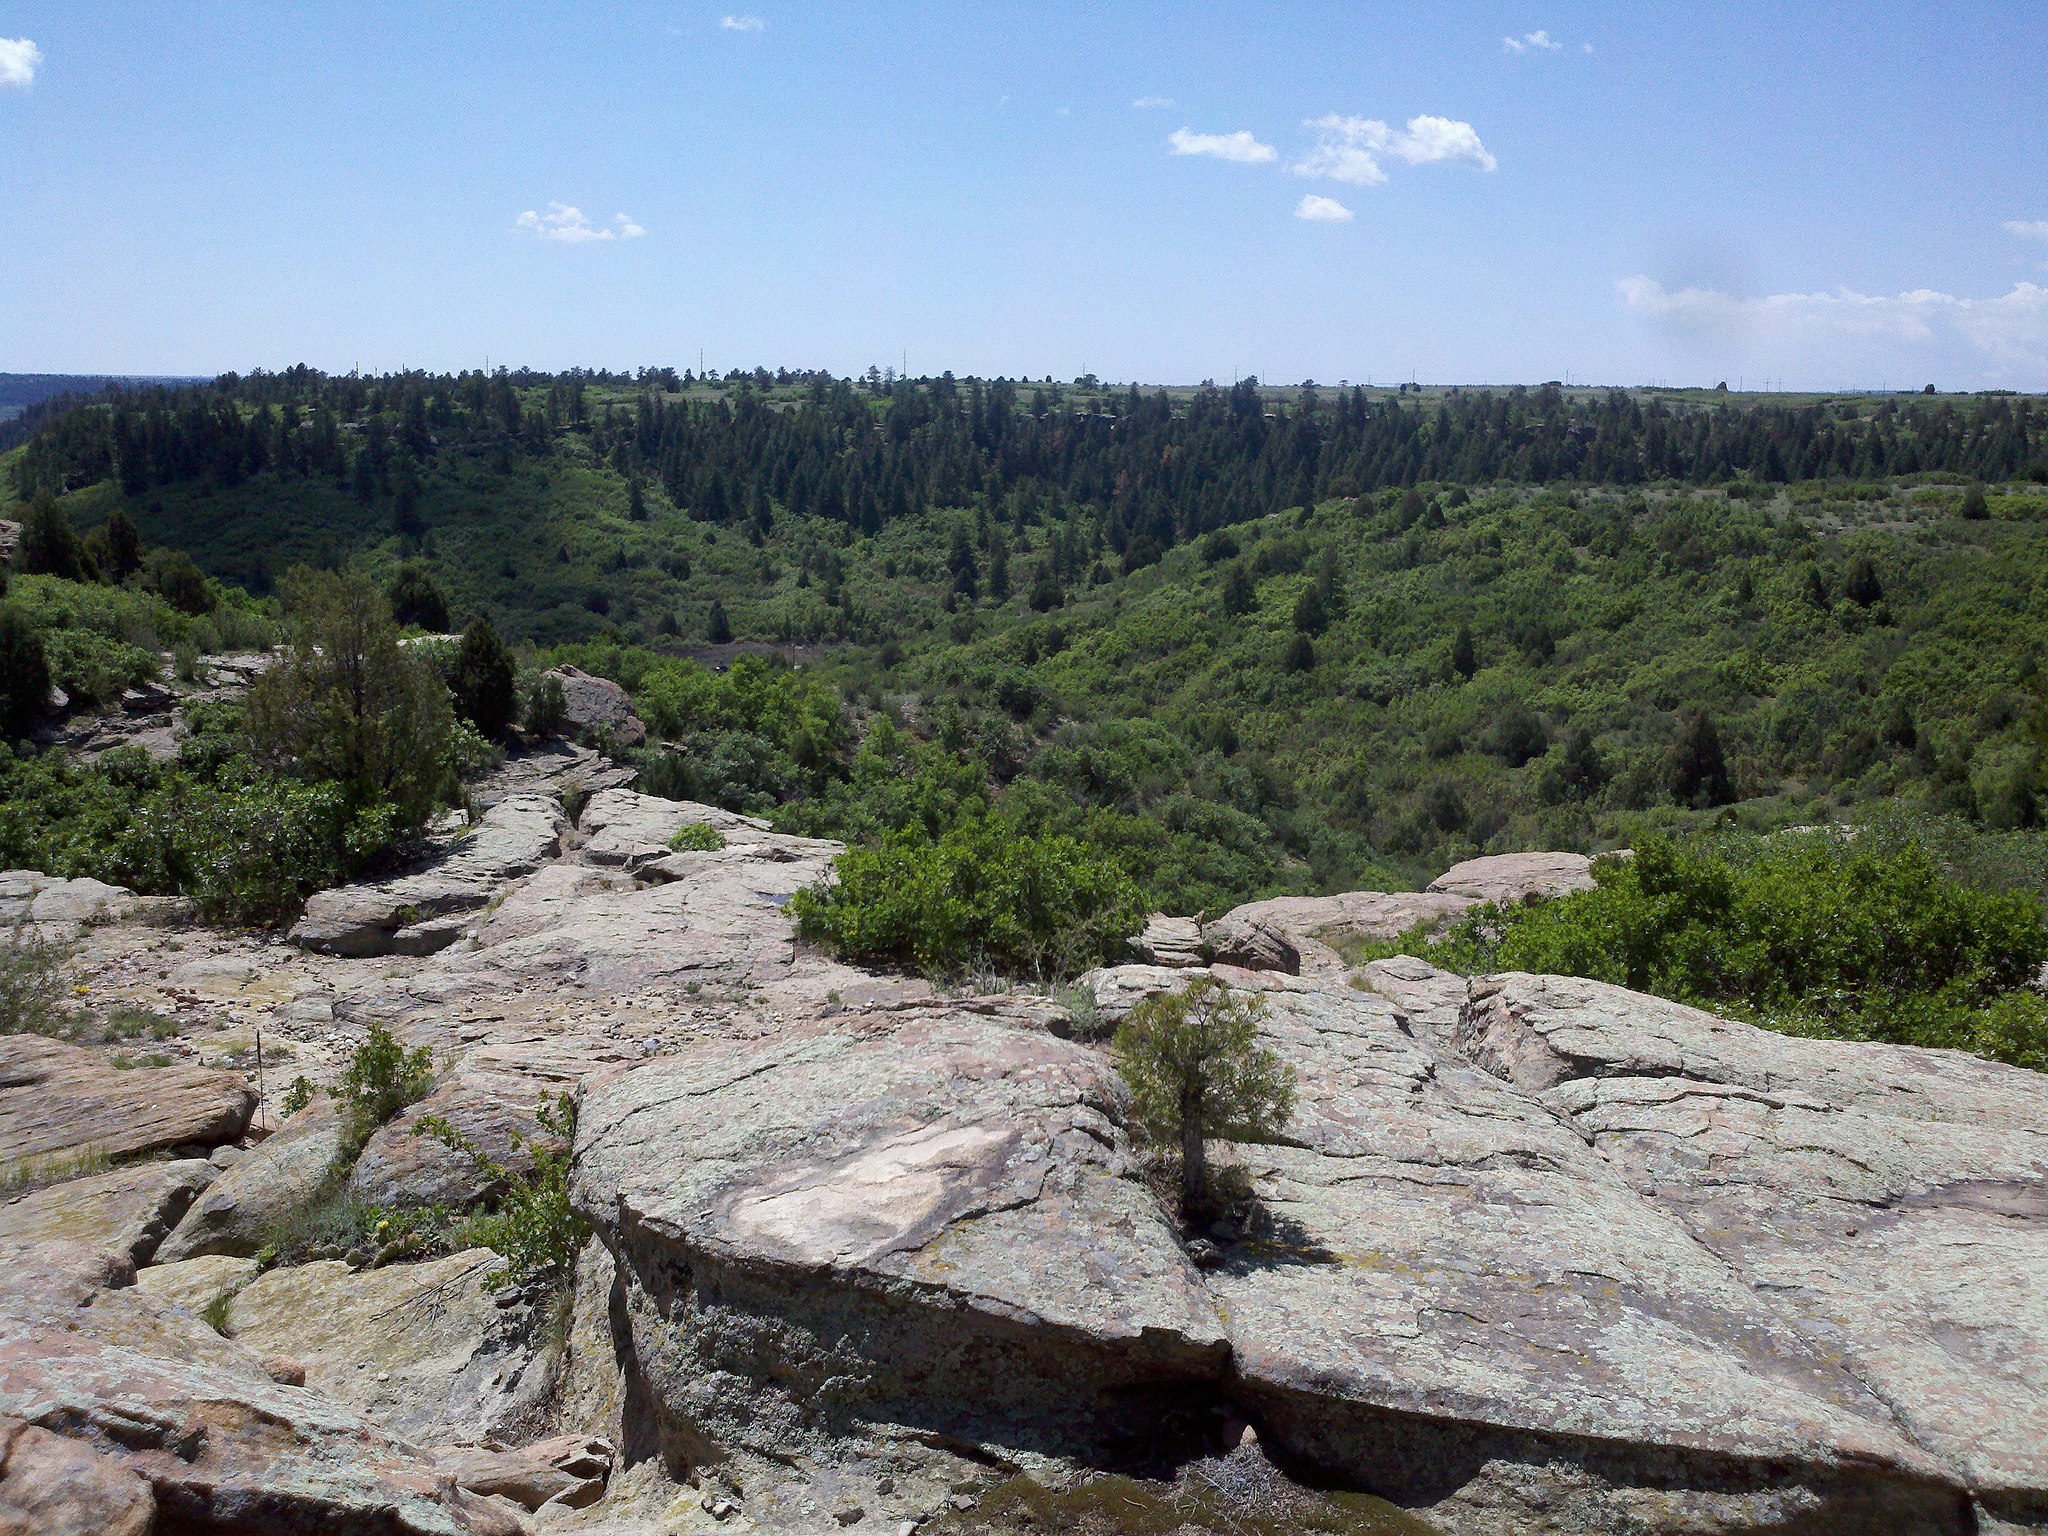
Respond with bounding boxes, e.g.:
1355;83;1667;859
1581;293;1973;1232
336;1022;436;1151
421;1091;589;1292
667;821;727;852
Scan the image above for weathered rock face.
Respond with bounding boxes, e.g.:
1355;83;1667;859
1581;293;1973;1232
1460;972;2048;1531
0;1414;157;1536
469;739;637;810
0;1036;255;1171
0;1157;214;1265
1131;913;1205;968
1426;850;1606;904
0;869;138;941
156;1094;344;1261
220;1249;550;1447
544;665;648;749
133;1253;260;1318
572;1006;1228;1519
0;1242;524;1535
576;788;776;871
1206;890;1476;974
1199;911;1301;974
289;794;567;957
349;1058;574;1211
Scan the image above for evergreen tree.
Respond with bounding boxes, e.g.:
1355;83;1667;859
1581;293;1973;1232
145;550;212;615
1844;556;1884;607
1450;623;1478;680
1292;585;1329;636
706;598;733;644
98;508;143;582
1283;633;1317;673
628;480;648;521
1558;726;1608;800
1221;563;1256;617
386;566;450;632
1960;482;1989;520
1668;710;1733;808
452;616;517;740
0;606;51;738
17;493;85;581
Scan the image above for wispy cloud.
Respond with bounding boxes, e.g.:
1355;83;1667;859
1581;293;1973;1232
720;14;765;31
1295;194;1354;223
1132;96;1175;110
1292;114;1497;186
2005;219;2048;242
516;204;647;243
1618;275;2048;372
1167;127;1276;164
1502;30;1562;53
0;36;42;89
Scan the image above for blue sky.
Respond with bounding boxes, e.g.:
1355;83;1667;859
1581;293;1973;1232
3;2;2045;388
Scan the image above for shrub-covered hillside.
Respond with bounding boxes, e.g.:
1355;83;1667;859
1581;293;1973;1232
6;368;2048;914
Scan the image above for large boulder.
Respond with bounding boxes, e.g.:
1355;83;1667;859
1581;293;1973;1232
1459;972;2048;1531
0;1241;524;1534
1205;889;1476;975
0;870;137;940
0;1036;254;1172
1199;911;1300;974
571;1005;1227;1521
575;788;772;871
290;794;566;957
0;1157;215;1265
1426;849;1606;905
1082;964;1979;1534
543;665;647;748
155;1095;346;1261
219;1249;551;1447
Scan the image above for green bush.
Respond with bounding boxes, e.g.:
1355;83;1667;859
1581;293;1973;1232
1386;830;2048;1068
793;818;1146;980
336;1022;436;1151
667;821;726;852
0;607;50;738
0;923;76;1037
422;1091;589;1291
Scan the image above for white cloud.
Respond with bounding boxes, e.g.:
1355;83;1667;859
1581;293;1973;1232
1295;194;1354;223
720;14;764;31
0;36;42;89
516;204;646;243
1502;30;1562;53
1132;96;1176;110
1618;275;2048;372
1292;113;1496;185
1167;127;1276;164
2005;219;2048;242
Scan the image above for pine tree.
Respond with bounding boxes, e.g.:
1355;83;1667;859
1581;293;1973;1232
17;494;85;581
706;598;733;645
0;606;51;738
1292;585;1328;636
1450;624;1478;680
1668;710;1733;808
386;566;450;632
452;616;517;740
99;508;143;582
1283;633;1317;673
1221;564;1256;617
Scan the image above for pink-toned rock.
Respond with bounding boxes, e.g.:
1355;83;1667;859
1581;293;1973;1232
543;665;647;749
0;1036;254;1171
0;1416;155;1536
1427;849;1607;904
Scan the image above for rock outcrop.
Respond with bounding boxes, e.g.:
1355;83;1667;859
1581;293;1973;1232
156;1096;344;1262
1460;972;2048;1530
0;869;138;940
219;1248;550;1447
0;1158;215;1265
0;1036;255;1171
572;1004;1228;1523
1130;912;1205;967
289;794;566;957
1204;889;1477;974
543;665;648;748
0;1242;523;1535
1426;849;1608;904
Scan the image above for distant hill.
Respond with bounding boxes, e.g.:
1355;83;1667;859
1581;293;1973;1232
0;373;200;425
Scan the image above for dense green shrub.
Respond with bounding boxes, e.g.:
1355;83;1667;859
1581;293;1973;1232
1387;829;2048;1068
793;818;1145;979
0;923;75;1038
451;616;516;740
667;821;726;852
